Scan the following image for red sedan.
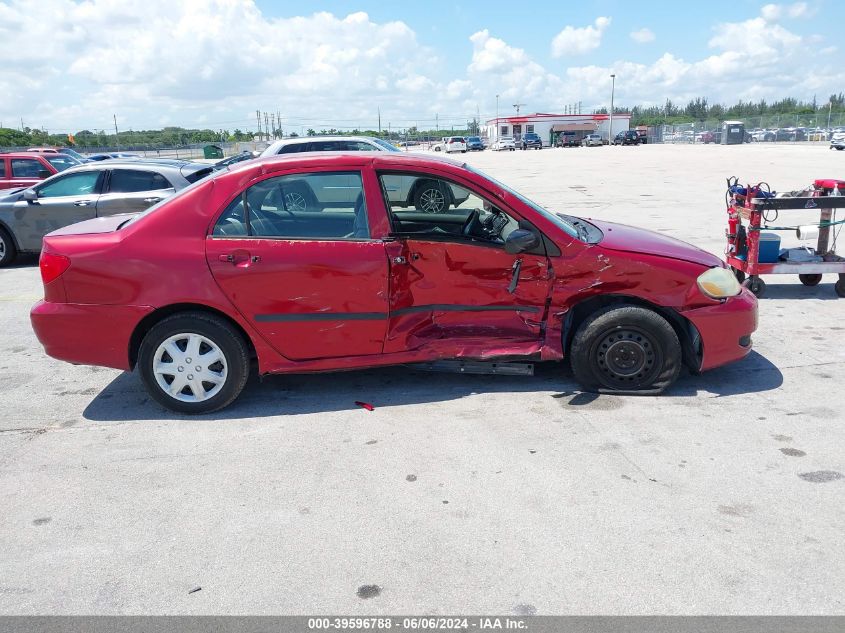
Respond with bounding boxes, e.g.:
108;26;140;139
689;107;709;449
31;152;757;413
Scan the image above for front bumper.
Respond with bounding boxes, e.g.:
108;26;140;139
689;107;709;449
31;300;153;371
682;287;758;372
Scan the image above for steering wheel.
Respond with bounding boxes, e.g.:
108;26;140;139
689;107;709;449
461;209;481;237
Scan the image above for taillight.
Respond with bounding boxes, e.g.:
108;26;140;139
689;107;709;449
40;252;71;284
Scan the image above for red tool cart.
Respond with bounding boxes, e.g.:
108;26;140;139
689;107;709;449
724;178;845;298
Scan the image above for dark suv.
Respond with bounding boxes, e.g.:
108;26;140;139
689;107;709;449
612;131;641;146
466;136;485;151
520;132;543;150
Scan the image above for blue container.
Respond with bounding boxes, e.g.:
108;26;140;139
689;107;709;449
758;232;781;263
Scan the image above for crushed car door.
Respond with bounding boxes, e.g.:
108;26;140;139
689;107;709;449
378;172;553;356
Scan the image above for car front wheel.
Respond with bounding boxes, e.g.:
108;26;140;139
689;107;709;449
569;305;681;394
0;226;17;267
138;312;250;414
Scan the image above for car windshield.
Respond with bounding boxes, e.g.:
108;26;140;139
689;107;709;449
463;164;579;240
45;156;80;172
468;137;480;142
369;138;401;152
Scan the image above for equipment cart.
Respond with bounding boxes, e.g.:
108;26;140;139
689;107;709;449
724;178;845;298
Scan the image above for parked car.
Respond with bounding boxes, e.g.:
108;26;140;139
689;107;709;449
750;129;776;142
0;152;62;190
213;151;256;170
555;133;580;147
492;137;516;151
0;160;212;266
30;152;757;414
831;139;845;151
262;136;400;157
612;131;641;145
465;136;485;151
520;132;543;150
27;147;89;163
86;152;142;161
432;137;467;153
581;134;603;147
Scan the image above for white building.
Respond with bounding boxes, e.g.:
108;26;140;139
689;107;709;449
481;112;632;146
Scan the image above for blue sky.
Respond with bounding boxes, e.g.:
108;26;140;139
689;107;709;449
0;0;842;132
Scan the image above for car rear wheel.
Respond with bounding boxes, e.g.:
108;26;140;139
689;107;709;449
0;226;16;267
569;305;681;394
138;312;249;414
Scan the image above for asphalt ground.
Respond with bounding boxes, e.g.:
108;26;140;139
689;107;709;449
0;143;843;614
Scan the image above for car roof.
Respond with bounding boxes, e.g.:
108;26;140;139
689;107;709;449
0;151;53;158
55;159;209;177
228;150;466;176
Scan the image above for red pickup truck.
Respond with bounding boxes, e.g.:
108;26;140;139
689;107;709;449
0;152;73;190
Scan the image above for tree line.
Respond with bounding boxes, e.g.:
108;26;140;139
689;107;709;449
596;93;845;127
2;94;843;148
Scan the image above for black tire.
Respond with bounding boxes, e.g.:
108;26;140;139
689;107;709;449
0;226;17;267
138;312;250;414
434;146;441;152
413;181;449;213
731;266;746;283
835;277;845;298
799;273;822;286
569;305;681;394
743;277;766;298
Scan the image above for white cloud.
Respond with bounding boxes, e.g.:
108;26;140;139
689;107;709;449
0;1;840;134
762;2;813;22
630;28;655;44
551;17;611;57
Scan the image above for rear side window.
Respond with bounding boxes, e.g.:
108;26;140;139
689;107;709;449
278;143;307;154
109;169;172;193
0;160;5;178
212;171;369;240
11;158;46;178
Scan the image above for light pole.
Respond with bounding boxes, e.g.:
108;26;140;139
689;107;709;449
609;74;616;142
496;94;500;142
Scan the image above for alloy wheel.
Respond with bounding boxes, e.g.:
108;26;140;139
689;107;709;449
283;191;308;212
419;188;446;212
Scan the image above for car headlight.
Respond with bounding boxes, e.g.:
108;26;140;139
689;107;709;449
697;267;742;299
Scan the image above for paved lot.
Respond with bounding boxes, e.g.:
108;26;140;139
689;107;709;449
1;143;843;614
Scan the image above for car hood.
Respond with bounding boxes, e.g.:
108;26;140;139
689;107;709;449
590;219;721;267
0;187;26;200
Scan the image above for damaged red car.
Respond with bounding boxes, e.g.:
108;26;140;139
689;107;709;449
31;153;757;413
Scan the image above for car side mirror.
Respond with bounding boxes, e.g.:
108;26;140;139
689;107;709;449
38;170;51;179
23;188;38;202
505;229;541;254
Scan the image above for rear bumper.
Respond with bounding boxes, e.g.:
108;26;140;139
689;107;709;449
682;288;758;371
31;300;153;371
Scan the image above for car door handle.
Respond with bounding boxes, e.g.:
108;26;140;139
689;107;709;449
143;197;162;203
74;200;93;206
218;253;260;265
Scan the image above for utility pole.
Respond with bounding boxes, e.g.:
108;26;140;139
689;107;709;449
513;103;525;114
436;113;439;135
264;112;270;141
828;101;833;129
113;114;120;150
256;110;261;140
378;107;381;134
